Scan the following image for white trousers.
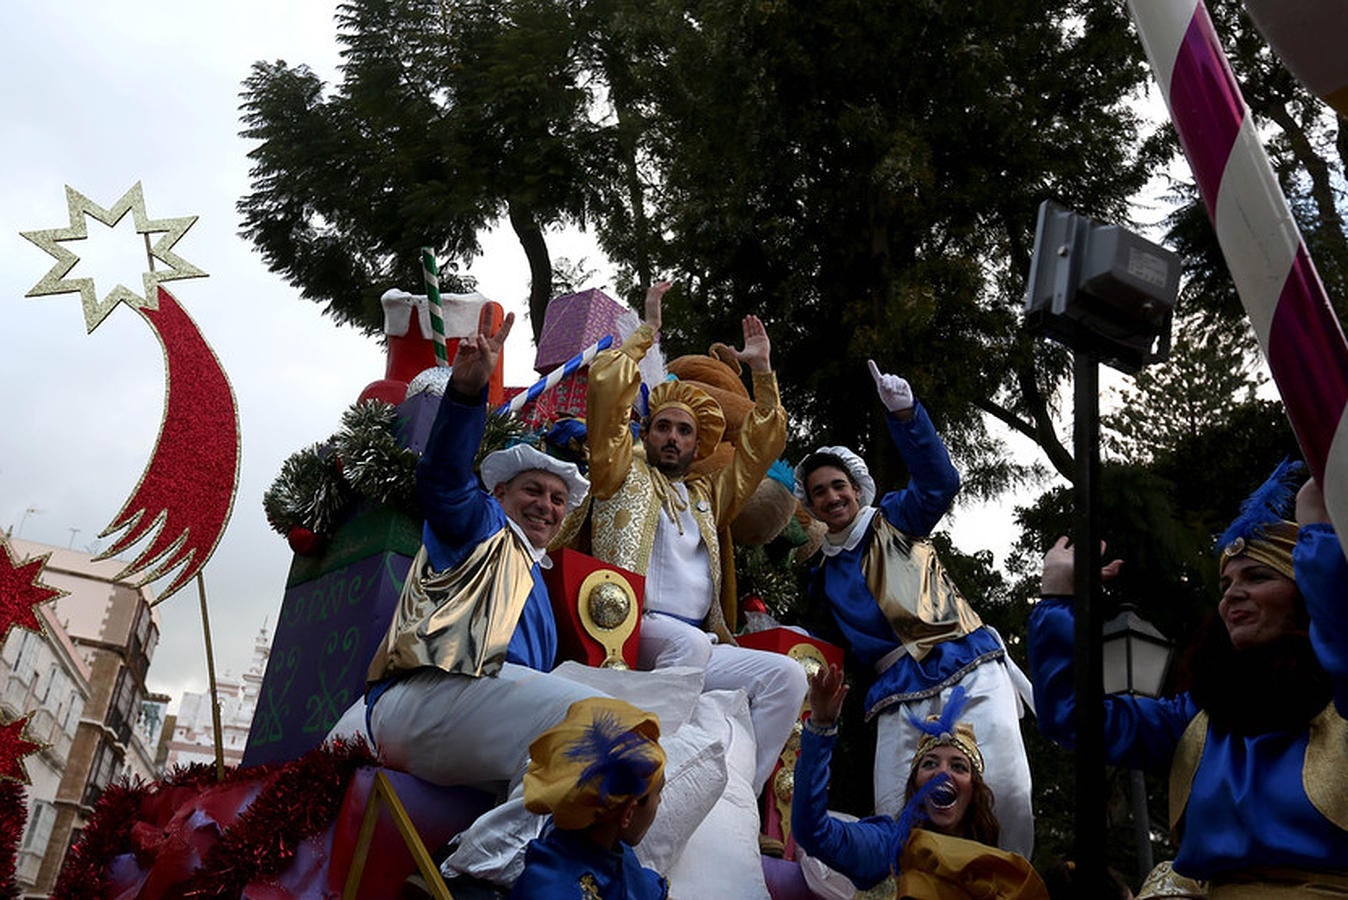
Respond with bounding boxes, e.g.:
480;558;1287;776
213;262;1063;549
872;658;1034;858
638;613;809;794
366;663;605;791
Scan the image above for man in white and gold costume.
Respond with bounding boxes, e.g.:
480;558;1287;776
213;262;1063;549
581;282;808;794
794;361;1034;857
355;312;603;789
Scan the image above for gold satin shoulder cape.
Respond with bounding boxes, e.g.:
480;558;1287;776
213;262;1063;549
864;517;984;661
367;527;537;683
892;830;1049;900
578;324;786;639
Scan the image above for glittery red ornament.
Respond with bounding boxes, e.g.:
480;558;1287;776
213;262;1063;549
0;539;63;643
0;715;43;785
53;738;377;898
96;287;240;603
0;778;27;897
286;527;325;557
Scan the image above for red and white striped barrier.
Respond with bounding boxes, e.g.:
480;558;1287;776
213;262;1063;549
1127;0;1348;545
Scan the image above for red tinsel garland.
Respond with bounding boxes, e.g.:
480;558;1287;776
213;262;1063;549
52;764;216;899
0;779;28;899
53;739;376;898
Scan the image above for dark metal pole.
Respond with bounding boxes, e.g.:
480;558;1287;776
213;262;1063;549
1073;349;1107;890
1131;767;1154;875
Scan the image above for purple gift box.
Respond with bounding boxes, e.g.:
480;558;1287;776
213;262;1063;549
534;288;631;374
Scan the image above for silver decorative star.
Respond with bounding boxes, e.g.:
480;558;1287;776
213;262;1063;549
20;182;207;332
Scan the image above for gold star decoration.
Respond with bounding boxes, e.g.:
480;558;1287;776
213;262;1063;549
20;182;207;333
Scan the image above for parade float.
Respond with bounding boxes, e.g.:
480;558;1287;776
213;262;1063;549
5;184;833;897
7;1;1348;891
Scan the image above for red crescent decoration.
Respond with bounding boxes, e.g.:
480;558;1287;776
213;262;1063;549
97;286;240;603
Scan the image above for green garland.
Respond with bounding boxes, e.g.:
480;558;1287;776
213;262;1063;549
263;398;542;542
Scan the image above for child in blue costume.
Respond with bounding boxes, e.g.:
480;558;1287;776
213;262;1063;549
511;698;668;900
794;360;1033;856
791;664;1047;898
1028;463;1348;896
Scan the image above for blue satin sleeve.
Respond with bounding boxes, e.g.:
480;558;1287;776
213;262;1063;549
416;387;501;570
791;725;903;890
1296;523;1348;715
1027;597;1196;773
877;402;960;537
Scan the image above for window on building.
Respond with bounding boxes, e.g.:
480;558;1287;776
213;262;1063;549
82;740;121;807
21;800;54;852
106;668;139;746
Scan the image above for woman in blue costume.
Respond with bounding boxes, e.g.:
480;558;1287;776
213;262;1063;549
1028;463;1348;897
791;663;1048;899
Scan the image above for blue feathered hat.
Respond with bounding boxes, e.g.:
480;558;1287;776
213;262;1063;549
1216;459;1304;580
523;698;665;829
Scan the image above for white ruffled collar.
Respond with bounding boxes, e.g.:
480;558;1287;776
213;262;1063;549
506;518;554;568
820;506;878;557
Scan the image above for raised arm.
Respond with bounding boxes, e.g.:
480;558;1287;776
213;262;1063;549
584;284;667;500
1028;537;1194;773
416;314;514;550
711;314;787;523
792;670;904;890
1293;479;1348;715
867;361;959;535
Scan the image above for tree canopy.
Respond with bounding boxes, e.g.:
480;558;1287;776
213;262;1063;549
238;0;1171;493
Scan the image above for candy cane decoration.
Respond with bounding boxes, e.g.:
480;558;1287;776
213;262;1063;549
497;334;615;417
1127;0;1348;545
420;247;450;367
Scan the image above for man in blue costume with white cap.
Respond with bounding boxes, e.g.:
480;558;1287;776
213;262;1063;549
359;312;603;790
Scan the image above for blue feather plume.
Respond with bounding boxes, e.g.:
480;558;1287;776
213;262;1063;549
565;710;660;802
1215;458;1304;554
888;774;946;868
908;686;969;738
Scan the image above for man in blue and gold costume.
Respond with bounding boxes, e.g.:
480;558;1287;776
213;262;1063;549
360;312;602;790
794;361;1034;857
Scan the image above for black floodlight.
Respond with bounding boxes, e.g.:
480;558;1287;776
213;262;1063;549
1024;200;1180;373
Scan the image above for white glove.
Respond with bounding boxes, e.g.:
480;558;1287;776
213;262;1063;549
868;359;914;413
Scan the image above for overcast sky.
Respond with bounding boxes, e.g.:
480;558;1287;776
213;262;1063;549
1;2;607;706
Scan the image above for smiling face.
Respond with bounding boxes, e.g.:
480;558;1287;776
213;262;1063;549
912;745;975;836
642;408;698;477
805;465;862;533
1218;555;1302;650
493;469;570;548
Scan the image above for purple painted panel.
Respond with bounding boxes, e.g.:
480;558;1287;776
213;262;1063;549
242;550;410;767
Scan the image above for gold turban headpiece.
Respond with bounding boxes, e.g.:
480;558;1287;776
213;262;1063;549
523;698;665;830
911;719;985;777
647;379;726;462
908;686;984;776
1216;459;1303;581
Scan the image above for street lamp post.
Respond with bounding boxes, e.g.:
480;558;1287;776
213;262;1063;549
1025;200;1180;892
1102;606;1175;876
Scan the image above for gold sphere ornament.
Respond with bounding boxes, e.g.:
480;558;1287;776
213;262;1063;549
588;581;631;629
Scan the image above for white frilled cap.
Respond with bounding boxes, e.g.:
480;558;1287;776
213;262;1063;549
793;446;876;513
481;444;590;513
